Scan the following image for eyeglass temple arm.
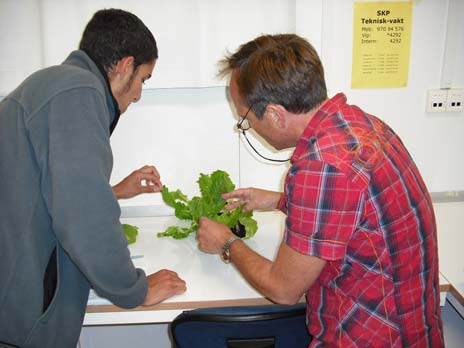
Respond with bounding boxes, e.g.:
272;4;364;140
240;130;289;163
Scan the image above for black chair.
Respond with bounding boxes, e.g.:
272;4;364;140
170;303;311;348
0;342;18;348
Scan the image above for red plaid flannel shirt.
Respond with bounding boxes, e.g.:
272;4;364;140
279;93;443;347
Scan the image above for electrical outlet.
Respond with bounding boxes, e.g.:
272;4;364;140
426;89;447;113
446;88;464;112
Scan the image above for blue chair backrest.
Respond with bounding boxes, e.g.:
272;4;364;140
170;303;311;348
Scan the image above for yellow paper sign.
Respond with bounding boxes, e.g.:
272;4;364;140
352;1;413;88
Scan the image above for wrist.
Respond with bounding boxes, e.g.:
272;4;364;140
112;183;122;199
276;192;286;211
220;235;240;264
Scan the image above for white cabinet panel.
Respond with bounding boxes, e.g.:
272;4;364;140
1;0;303;92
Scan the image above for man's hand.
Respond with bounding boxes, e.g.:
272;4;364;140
222;188;282;212
113;165;162;199
142;269;186;307
197;217;235;254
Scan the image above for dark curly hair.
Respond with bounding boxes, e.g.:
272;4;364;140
79;9;157;73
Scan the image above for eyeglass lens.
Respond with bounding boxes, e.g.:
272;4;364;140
237;105;252;131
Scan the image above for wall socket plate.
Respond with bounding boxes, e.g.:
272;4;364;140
426;89;447;112
426;88;464;113
446;89;464;112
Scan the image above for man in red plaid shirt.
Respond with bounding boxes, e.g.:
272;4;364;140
197;34;443;347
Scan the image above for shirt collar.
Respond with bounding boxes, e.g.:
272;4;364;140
290;93;348;163
65;50;121;135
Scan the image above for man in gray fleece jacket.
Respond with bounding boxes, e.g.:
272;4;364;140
0;9;186;348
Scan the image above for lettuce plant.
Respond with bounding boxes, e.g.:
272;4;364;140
157;170;258;240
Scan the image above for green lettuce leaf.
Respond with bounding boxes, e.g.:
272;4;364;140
161;186;192;220
122;223;138;244
158;170;258;240
238;215;258;239
157;225;197;239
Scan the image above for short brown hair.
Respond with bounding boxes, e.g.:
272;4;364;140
219;34;327;119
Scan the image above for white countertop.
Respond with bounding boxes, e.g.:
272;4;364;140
84;211;286;325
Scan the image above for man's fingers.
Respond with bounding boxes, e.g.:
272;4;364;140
225;201;243;211
136;172;162;189
150;269;187;290
139;184;160;193
143;270;187;306
139;165;160;179
222;189;246;200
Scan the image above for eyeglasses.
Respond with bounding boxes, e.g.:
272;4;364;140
237;105;253;131
236;105;290;163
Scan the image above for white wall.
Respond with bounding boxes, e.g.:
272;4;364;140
1;0;463;203
109;86;241;206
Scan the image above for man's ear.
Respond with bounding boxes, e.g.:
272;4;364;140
115;56;135;79
265;104;287;128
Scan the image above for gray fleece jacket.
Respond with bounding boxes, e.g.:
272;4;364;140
0;51;147;348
